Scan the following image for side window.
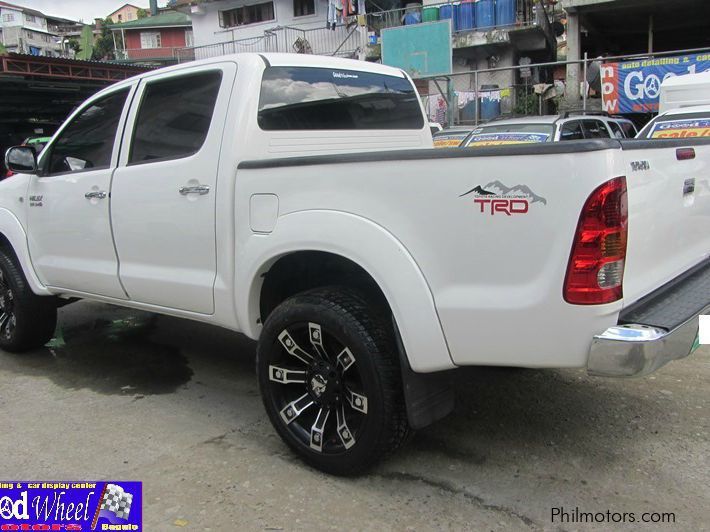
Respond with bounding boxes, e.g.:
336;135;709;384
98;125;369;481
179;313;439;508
582;120;610;138
608;121;625;139
47;89;129;175
559;121;584;141
129;71;222;165
620;121;637;138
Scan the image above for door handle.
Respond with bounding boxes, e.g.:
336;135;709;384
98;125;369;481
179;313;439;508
179;185;210;196
84;191;107;200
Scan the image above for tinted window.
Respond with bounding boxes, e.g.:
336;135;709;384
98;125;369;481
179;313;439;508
559;121;584;141
619;121;637;137
608;121;624;139
582;120;610;138
129;71;222;164
258;66;424;130
48;89;129;175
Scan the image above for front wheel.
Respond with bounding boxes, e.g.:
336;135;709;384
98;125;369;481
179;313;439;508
0;248;57;352
257;287;410;475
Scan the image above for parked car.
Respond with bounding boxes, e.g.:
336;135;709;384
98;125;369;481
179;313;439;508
3;53;709;475
22;136;52;154
636;105;710;139
432;126;475;147
461;113;637;147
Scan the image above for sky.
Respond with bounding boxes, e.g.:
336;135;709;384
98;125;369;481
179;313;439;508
17;1;159;23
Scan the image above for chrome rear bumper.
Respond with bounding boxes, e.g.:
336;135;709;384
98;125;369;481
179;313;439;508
588;305;707;377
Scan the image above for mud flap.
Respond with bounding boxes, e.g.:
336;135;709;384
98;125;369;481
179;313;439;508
393;318;456;430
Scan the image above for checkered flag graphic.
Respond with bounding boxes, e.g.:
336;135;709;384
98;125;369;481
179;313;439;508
100;484;133;520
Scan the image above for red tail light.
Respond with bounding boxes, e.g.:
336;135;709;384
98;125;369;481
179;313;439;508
564;176;628;305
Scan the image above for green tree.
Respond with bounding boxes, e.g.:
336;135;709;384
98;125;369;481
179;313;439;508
77;24;94;60
92;17;115;60
137;8;149;18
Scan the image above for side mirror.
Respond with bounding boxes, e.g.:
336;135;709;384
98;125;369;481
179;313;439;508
5;146;38;174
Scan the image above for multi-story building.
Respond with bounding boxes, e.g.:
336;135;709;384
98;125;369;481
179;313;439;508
0;1;63;56
173;0;556;123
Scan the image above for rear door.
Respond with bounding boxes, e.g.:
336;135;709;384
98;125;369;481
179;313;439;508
622;141;710;303
110;63;236;314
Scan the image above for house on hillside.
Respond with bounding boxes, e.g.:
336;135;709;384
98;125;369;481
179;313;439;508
108;3;146;23
111;10;192;64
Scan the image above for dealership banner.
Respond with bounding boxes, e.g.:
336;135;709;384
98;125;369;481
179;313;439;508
0;482;142;531
601;53;710;113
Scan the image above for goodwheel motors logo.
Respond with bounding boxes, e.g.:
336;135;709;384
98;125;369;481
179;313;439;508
0;481;142;531
460;181;547;216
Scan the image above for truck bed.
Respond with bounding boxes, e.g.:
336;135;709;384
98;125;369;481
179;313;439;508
238;137;710;370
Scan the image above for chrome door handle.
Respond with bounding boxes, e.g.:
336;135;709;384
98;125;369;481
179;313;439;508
179;185;210;196
84;191;107;200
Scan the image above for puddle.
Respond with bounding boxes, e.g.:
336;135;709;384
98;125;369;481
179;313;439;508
12;306;193;395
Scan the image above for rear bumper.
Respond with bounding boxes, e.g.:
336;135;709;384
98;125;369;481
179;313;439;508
587;259;709;377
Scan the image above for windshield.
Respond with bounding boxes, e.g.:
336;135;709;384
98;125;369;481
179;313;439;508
638;111;710;138
463;124;554;147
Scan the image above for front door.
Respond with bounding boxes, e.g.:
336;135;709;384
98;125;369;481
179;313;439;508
27;85;134;298
110;63;235;314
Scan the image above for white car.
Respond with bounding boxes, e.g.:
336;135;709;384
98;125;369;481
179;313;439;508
636;105;710;139
3;54;709;475
461;113;637;147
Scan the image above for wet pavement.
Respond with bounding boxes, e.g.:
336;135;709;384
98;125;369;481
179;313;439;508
1;300;708;531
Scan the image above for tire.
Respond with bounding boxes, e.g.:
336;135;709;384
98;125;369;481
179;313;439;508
0;247;57;352
257;287;410;476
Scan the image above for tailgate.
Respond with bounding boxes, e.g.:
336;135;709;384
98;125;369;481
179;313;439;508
621;138;710;305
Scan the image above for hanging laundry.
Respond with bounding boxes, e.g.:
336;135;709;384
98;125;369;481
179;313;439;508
327;0;343;30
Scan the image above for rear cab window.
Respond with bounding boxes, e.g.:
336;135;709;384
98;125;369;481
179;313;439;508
258;66;424;130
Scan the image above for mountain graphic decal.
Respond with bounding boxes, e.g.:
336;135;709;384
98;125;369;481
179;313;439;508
460;181;547;205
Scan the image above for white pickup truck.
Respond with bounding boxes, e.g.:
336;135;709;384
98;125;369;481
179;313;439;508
3;54;710;475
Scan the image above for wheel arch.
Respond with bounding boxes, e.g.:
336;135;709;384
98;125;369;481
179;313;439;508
0;208;50;296
236;210;454;373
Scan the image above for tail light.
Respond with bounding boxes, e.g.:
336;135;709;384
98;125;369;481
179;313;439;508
564;176;628;305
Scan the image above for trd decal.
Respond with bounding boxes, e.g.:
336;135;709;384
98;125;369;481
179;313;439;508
460;181;547;216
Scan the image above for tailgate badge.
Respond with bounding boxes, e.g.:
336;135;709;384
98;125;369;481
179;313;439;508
683;178;695;195
630;160;650;172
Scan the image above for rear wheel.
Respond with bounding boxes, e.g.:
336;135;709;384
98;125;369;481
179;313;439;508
0;248;57;352
257;287;410;475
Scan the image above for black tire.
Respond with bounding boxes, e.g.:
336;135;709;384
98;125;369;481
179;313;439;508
257;287;410;476
0;247;57;352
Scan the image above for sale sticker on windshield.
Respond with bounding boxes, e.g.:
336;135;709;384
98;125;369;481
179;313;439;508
466;132;549;147
649;119;710;139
